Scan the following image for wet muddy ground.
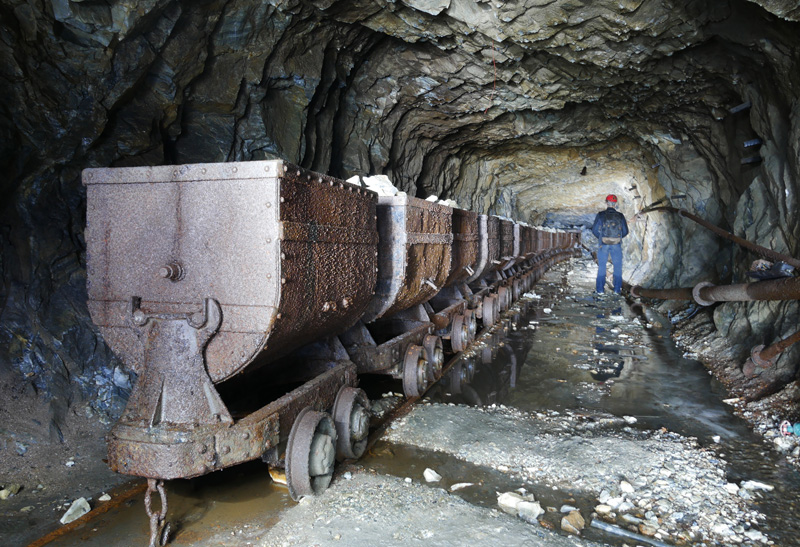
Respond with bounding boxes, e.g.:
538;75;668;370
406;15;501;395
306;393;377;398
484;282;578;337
15;258;800;546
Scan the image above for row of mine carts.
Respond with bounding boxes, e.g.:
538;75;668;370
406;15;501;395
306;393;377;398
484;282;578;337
82;159;580;535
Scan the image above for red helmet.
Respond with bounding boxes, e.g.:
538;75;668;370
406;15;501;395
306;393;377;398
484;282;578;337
606;194;618;202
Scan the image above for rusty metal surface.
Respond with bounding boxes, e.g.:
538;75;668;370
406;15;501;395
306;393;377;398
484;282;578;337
83;160;377;383
630;286;694;300
497;218;515;270
694;277;800;304
444;208;479;287
631;276;800;304
108;362;355;480
752;328;800;366
362;195;452;322
431;301;468;334
346;322;433;374
468;215;500;282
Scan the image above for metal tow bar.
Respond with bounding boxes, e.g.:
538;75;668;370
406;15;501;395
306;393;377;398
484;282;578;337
145;479;169;547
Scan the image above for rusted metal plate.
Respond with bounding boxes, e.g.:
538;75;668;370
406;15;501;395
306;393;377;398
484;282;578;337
498;219;515;270
83;160;377;383
444;208;479;287
346;323;433;374
362;195;452;322
467;215;500;283
107;362;355;479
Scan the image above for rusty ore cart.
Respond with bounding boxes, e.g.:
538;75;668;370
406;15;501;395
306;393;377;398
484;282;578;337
84;160;378;544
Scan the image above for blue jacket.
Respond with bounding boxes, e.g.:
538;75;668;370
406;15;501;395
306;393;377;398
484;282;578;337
591;208;629;242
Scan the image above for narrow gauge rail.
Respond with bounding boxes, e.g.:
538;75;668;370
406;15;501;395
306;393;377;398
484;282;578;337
82;160;580;546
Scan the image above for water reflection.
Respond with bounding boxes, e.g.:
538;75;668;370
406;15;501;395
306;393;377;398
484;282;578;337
434;275;800;546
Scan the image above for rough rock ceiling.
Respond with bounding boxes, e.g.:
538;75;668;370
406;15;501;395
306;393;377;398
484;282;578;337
3;0;797;221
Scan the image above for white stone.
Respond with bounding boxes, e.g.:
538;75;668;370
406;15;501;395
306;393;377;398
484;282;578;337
98;493;111;502
423;468;442;482
773;437;795;452
741;480;774;491
497;492;524;515
450;482;474;491
724;483;739;494
744;529;767;542
607;496;624;509
60;498;90;525
623;416;637;424
517;500;544;522
620;480;634;493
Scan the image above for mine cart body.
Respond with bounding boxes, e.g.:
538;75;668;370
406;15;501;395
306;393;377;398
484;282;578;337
520;226;534;259
84;160;378;482
361;195;453;323
443;208;479;287
497;218;517;271
467;215;500;283
84;160;378;383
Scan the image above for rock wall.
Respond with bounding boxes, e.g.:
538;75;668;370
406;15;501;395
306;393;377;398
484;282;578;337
0;0;799;430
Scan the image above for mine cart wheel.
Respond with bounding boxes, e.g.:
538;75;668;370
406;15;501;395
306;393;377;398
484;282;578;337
483;295;497;326
463;356;476;383
447;363;465;394
332;387;370;461
498;286;509;312
451;314;468;352
403;344;429;397
286;408;338;501
481;344;494;364
463;310;477;342
423;335;444;381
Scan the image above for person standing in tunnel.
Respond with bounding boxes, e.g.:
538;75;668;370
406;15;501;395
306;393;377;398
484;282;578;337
591;194;629;294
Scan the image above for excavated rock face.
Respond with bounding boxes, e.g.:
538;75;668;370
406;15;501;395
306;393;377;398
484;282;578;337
0;0;798;419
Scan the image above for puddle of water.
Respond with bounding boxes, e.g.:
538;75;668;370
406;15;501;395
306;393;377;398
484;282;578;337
449;263;800;545
45;461;291;546
361;442;623;546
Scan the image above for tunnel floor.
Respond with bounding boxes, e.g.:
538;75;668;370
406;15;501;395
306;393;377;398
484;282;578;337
23;259;800;547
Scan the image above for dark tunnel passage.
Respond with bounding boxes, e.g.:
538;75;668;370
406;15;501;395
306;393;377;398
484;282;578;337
0;0;799;545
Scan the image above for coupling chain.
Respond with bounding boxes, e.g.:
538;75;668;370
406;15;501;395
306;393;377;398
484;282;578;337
145;478;170;547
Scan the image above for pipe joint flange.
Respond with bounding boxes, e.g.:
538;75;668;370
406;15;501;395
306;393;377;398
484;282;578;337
692;281;716;307
630;285;642;298
749;344;773;368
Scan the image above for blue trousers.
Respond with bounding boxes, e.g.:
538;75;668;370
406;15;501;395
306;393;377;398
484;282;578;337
596;244;623;293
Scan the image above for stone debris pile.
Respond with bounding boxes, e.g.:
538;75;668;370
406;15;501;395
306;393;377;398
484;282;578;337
387;403;772;545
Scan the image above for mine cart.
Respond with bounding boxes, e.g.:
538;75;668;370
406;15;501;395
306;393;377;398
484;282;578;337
462;214;502;327
426;207;481;353
341;195;453;396
360;195;453;322
443;208;480;288
84;160;378;544
467;214;501;284
497;218;518;271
